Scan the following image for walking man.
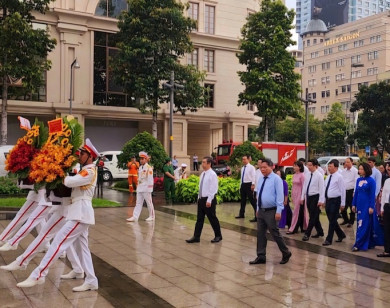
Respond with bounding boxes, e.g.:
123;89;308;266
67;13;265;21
127;151;155;222
249;159;291;265
341;157;359;227
236;155;257;222
322;159;346;246
163;158;176;203
301;158;325;241
186;156;222;243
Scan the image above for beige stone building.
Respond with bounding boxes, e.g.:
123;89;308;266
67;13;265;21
301;11;390;131
2;0;266;167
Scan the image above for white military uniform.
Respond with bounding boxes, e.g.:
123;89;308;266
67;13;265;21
25;163;98;288
132;162;155;221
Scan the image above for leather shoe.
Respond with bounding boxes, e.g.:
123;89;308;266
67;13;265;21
347;224;353;228
335;234;346;242
185;237;200;243
249;257;266;265
322;240;331;246
286;231;296;235
211;236;222;243
340;221;348;226
280;252;292;264
235;215;245;219
311;233;324;238
249;218;257;222
302;235;309;241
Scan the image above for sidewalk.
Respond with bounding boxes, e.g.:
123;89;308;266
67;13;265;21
1;188;390;307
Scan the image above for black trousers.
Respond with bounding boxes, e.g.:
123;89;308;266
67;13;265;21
193;162;198;171
294;204;305;233
257;208;290;258
384;203;390;253
325;197;346;243
341;189;355;224
239;182;256;217
305;194;323;237
194;197;221;238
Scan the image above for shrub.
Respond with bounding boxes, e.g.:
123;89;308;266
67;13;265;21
0;177;21;195
228;140;264;169
113;180;129;189
175;175;199;203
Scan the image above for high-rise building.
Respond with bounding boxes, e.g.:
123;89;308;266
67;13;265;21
296;0;390;49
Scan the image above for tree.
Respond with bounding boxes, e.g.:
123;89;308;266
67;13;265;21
274;115;323;154
228;141;264;169
321;103;345;155
237;0;301;141
350;81;390;159
0;0;56;145
118;131;168;173
113;0;205;138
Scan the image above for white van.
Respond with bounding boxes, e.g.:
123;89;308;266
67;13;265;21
317;156;360;174
0;145;14;177
99;151;128;181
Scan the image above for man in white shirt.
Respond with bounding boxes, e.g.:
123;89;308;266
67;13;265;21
368;157;382;198
236;155;257;222
322;159;346;246
301;158;325;241
341;157;359;227
186;156;222;243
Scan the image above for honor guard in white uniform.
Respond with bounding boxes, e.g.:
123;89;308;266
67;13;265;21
17;139;99;292
127;151;155;222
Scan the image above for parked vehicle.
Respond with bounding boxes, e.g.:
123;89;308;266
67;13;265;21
317;156;360;174
0;145;14;177
215;140;305;174
99;151;128;181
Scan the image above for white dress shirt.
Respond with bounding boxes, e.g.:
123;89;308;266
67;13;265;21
381;178;390;212
199;168;218;203
317;166;325;176
341;166;359;190
371;167;382;197
304;165;310;176
324;171;346;206
301;170;325;202
254;169;263;192
240;163;256;186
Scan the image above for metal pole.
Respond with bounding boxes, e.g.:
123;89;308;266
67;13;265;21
169;71;174;159
69;66;73;115
305;88;309;161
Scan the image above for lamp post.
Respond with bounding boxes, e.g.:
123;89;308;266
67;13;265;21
69;58;80;115
301;88;316;161
347;62;364;153
163;71;184;158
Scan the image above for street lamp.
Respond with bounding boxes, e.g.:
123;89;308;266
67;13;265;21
69;58;80;115
347;62;364;153
163;71;184;158
301;88;316;161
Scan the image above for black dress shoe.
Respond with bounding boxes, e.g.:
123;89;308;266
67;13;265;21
302;235;309;241
249;218;257;222
347;224;353;228
322;240;331;246
280;252;292;264
335;234;346;242
235;215;245;219
377;252;390;257
340;221;348;226
249;257;266;265
186;237;200;243
286;231;296;235
311;233;324;238
211;236;222;243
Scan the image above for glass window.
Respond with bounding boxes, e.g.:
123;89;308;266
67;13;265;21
204;83;214;108
187;48;198;67
95;0;128;18
205;5;215;34
204;49;215;73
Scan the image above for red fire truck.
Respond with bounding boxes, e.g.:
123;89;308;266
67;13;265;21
215;140;305;173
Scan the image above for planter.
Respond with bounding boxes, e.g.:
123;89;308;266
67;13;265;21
52;184;72;198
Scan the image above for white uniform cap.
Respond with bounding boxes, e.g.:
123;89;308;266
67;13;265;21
79;138;99;159
181;163;187;167
139;151;148;158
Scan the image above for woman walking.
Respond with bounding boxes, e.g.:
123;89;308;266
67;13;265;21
277;170;292;229
287;161;308;234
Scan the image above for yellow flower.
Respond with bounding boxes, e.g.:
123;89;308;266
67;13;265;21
64;129;71;137
27;139;33;145
61;138;69;146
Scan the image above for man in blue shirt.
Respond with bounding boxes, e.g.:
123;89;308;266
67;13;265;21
249;159;292;265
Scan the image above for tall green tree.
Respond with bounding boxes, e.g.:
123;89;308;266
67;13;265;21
321;103;345;155
113;0;205;138
350;81;390;158
274;115;323;154
237;0;301;141
0;0;56;145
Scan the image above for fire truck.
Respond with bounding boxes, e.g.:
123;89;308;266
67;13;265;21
215;140;305;174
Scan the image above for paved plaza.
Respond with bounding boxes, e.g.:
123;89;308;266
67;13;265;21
1;190;390;307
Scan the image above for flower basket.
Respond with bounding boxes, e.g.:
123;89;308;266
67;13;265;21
52;183;72;198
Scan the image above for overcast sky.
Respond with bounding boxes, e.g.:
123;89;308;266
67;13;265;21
285;0;299;49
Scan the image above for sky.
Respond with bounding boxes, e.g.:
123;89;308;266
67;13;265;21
285;0;299;49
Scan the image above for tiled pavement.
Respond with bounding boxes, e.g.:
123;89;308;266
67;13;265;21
1;190;390;307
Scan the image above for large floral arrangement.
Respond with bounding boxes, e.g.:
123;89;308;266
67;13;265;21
5;120;48;180
29;117;83;190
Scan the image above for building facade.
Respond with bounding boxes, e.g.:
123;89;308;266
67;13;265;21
300;11;390;127
1;0;262;167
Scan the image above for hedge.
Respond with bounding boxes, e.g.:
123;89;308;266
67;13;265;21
0;177;21;195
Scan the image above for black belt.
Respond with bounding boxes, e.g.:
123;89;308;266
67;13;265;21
259;207;277;212
326;196;341;201
346;189;354;192
52;201;62;205
307;193;319;197
199;197;208;200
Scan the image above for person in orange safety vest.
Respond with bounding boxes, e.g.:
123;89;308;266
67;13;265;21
127;156;140;193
